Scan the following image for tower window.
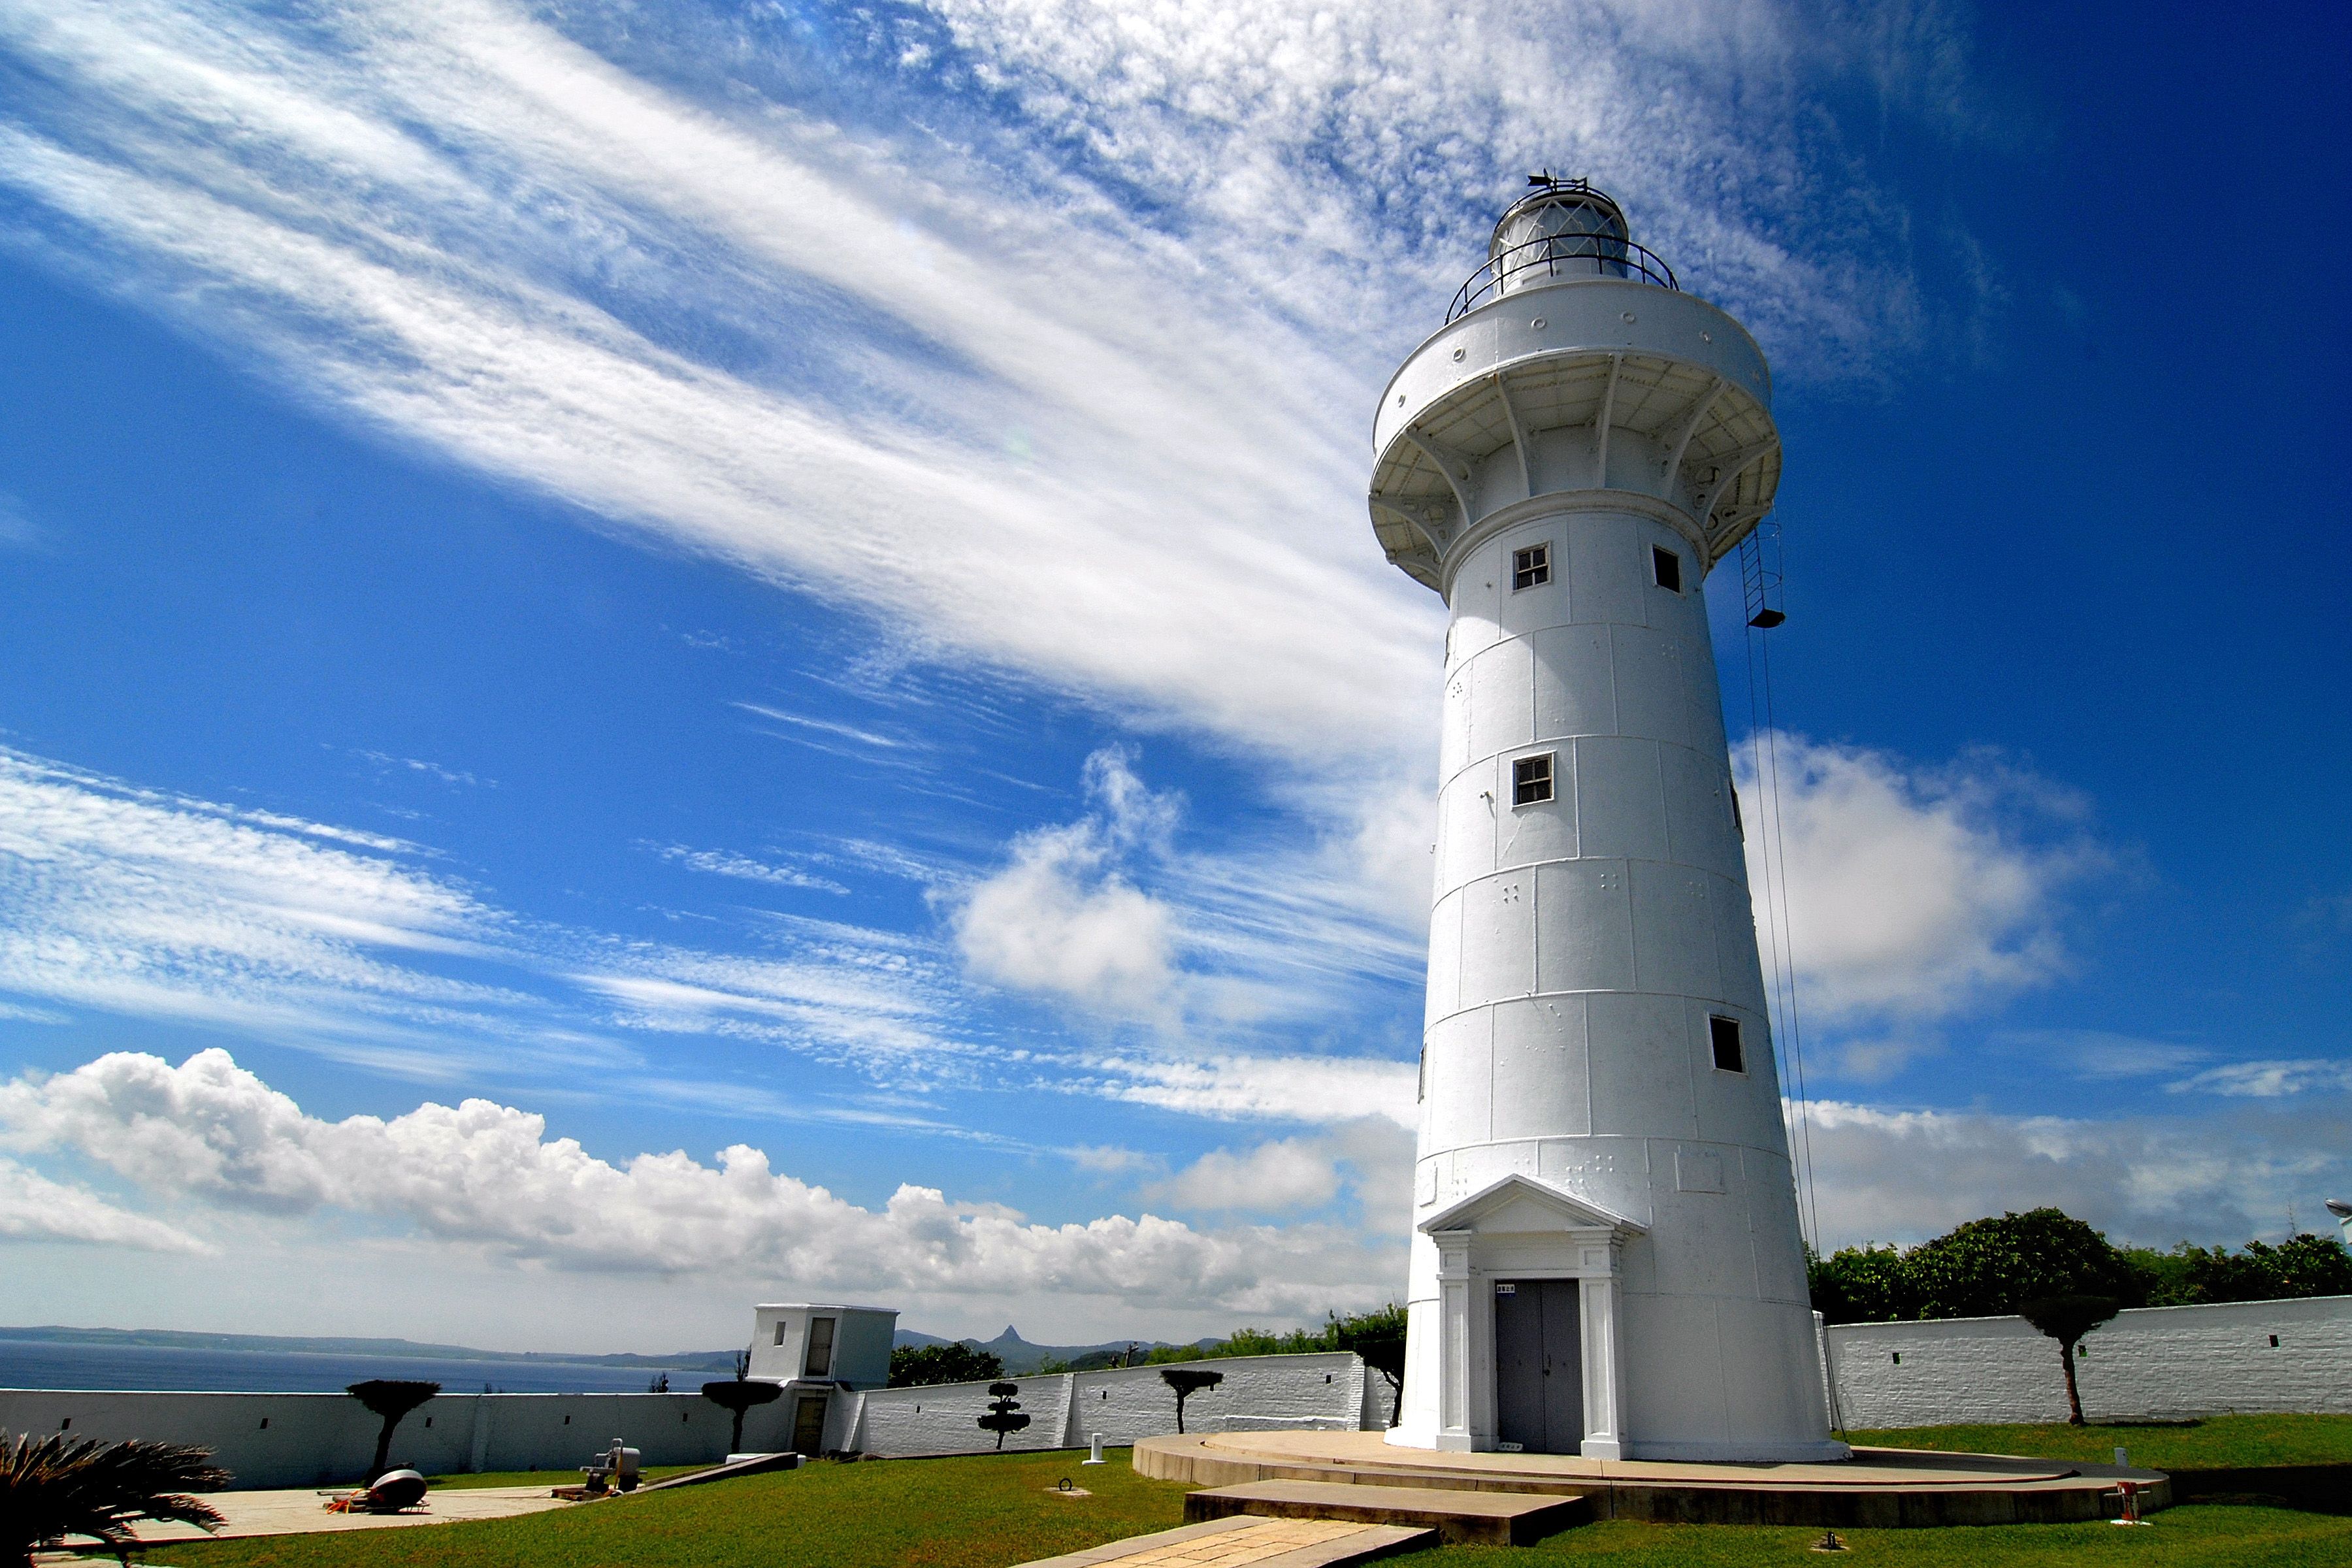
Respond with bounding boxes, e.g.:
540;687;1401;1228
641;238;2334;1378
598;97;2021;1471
1652;546;1683;592
1511;753;1554;806
1710;1015;1744;1072
1511;544;1550;589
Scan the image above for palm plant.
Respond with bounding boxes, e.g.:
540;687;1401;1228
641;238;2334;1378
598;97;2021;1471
344;1379;440;1479
0;1430;229;1567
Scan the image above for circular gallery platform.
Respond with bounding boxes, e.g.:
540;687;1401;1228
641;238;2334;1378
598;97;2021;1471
1133;1429;2168;1529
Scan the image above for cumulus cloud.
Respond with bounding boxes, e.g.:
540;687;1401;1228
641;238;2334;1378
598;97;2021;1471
954;749;1181;1014
951;747;1428;1037
1145;1117;1413;1218
1151;1139;1343;1213
0;1049;1402;1311
1736;735;2098;1024
0;1156;206;1252
1801;1095;2351;1250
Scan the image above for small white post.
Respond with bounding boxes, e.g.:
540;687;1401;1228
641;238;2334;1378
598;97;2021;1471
1083;1433;1105;1465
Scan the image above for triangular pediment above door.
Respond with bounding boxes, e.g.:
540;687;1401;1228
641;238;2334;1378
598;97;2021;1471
1417;1172;1643;1237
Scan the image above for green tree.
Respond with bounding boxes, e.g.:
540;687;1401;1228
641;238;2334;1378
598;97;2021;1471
888;1344;1005;1388
2184;1235;2352;1303
1808;1244;1920;1324
344;1380;440;1481
1;1431;229;1568
2017;1295;2122;1426
1904;1209;2144;1319
1160;1366;1222;1433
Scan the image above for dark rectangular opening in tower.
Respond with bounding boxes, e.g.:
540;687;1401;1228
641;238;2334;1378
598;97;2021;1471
1512;753;1554;805
1512;544;1550;589
1710;1015;1744;1072
1652;546;1683;592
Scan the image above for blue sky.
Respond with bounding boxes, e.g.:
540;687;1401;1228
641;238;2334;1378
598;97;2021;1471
1;0;2346;1352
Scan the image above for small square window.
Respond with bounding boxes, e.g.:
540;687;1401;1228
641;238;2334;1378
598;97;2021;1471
1511;544;1550;590
1511;753;1554;806
1710;1015;1744;1072
1652;546;1683;592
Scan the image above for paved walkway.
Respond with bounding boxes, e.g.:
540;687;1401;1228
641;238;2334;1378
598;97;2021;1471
120;1484;574;1544
1015;1517;1429;1568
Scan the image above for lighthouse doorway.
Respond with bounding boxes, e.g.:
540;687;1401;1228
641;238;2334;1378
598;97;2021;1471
1494;1280;1584;1454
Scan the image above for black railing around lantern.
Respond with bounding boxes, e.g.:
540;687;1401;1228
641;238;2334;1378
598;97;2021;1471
1446;233;1680;323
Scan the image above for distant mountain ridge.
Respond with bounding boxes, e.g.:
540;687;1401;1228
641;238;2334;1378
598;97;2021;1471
0;1325;739;1372
892;1324;1209;1375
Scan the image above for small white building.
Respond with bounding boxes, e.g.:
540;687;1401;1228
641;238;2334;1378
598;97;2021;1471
744;1302;897;1454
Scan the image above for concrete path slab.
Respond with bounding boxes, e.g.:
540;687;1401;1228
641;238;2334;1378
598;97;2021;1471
120;1484;574;1543
1186;1478;1588;1546
1013;1516;1433;1568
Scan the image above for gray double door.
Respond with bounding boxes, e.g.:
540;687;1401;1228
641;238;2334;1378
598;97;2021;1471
1494;1279;1584;1454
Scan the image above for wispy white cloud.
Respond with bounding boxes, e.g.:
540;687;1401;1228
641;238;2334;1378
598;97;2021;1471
0;491;35;549
348;749;488;789
0;745;519;1047
1098;1051;1418;1130
652;842;850;896
728;702;916;753
2170;1059;2352;1100
0;0;1965;786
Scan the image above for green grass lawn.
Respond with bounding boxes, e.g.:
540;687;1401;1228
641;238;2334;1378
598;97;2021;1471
1420;1506;2352;1565
419;1465;704;1490
148;1448;1190;1568
1849;1414;2352;1471
137;1424;2352;1568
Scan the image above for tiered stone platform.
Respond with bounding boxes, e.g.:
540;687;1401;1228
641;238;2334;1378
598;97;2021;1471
1136;1430;2170;1529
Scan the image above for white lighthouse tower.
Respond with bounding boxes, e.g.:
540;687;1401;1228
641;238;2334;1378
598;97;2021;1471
1373;180;1844;1462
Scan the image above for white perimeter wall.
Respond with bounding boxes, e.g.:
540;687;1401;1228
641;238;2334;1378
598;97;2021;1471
845;1353;1369;1458
0;1390;805;1490
1825;1295;2352;1429
0;1352;1374;1486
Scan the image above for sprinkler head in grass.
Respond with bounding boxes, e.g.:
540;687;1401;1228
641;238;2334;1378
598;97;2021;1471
1809;1531;1847;1552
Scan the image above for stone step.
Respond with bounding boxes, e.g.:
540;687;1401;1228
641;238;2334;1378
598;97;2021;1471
1184;1478;1592;1547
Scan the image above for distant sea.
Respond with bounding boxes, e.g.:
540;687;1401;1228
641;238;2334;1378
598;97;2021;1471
0;1338;720;1394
